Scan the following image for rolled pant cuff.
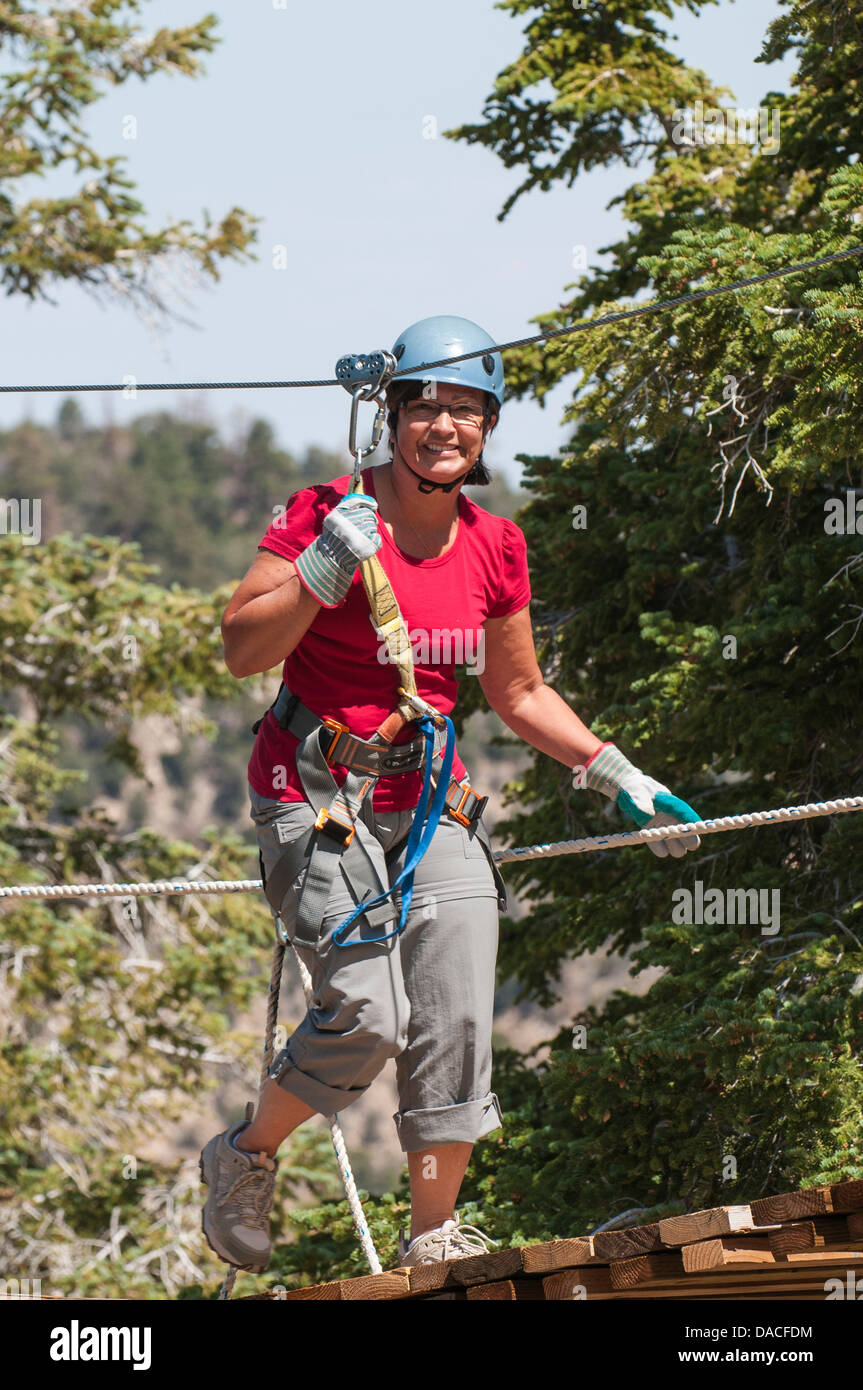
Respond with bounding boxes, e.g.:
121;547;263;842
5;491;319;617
393;1093;503;1151
271;1051;367;1116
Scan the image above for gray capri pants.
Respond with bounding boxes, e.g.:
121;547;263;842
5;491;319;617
249;781;503;1151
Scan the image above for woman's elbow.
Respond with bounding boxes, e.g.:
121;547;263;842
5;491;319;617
221;615;251;679
224;653;250;680
223;647;249;680
480;673;544;722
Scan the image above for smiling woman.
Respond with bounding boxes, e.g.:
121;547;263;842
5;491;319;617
384;314;502;492
385;378;496;489
201;312;702;1280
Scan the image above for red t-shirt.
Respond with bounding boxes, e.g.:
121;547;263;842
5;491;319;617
246;467;531;811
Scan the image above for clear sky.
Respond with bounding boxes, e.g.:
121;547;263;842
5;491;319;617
0;0;795;486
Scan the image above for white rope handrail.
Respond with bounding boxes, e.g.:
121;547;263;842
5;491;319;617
2;798;862;902
492;796;863;863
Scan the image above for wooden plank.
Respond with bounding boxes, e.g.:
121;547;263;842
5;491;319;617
784;1248;863;1264
658;1205;756;1247
681;1236;775;1273
278;1271;411;1301
464;1278;545;1301
640;1259;858;1288
511;1278;547;1300
610;1251;684;1290
767;1216;849;1255
465;1279;517;1301
848;1211;863;1239
407;1246;524;1294
520;1236;594;1275
543;1267;615;1299
830;1179;863;1214
406;1260;456;1294
565;1262;850;1300
339;1270;412;1301
750;1185;833;1225
278;1280;343;1301
592;1223;663;1260
446;1247;525;1288
545;1264;840;1299
585;1281;835;1300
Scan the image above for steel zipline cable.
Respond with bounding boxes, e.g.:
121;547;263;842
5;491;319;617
1;244;862;395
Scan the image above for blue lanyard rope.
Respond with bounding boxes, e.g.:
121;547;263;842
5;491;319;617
332;714;455;947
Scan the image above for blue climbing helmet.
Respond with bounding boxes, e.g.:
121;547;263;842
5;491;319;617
390;315;505;409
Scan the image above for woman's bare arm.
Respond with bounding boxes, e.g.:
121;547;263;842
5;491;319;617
478;606;603;768
221;548;322;678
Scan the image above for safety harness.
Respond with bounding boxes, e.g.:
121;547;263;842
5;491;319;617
252;683;505;946
254;350;507;948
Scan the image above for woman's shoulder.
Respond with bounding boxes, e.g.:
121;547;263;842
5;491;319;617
460;491;526;543
283;473;352;510
258;474;352;555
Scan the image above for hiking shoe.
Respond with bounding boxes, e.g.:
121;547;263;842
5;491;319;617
397;1212;499;1266
200;1101;278;1272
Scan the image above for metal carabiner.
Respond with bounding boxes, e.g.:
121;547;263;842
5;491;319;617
347;386;387;488
397;686;447;727
336;350;397;490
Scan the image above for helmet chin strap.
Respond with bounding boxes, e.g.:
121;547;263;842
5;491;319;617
402;458;473;494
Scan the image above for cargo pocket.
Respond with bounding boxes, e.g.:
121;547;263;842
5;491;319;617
255;804;319;947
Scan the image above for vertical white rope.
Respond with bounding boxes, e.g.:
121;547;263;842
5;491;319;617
218;920;381;1298
292;947;383;1275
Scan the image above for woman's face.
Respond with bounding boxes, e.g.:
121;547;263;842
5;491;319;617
393;381;497;489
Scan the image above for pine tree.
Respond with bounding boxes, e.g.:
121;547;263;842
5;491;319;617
434;0;863;1246
0;2;259;319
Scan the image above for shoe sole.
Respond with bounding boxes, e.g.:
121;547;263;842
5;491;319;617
199;1141;269;1274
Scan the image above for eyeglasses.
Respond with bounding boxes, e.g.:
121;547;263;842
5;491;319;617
402;400;487;427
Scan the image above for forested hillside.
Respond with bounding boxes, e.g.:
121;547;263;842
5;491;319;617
3;397;525;593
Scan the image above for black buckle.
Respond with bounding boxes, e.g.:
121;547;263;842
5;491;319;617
314;807;355;847
446;782;487;827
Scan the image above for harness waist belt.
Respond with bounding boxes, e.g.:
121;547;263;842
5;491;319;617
253;683;429;776
254;683;488;825
252;683;506;940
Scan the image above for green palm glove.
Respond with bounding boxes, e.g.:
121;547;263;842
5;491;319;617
294;493;381;608
578;742;701;859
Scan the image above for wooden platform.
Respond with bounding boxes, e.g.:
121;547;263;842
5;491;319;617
242;1179;863;1300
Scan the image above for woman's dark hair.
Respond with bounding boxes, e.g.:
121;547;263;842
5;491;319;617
384;379;497;486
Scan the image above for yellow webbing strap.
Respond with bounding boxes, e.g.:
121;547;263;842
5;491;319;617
352;472;417;727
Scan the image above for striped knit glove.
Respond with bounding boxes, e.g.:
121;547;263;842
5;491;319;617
577;742;701;859
294;493;382;608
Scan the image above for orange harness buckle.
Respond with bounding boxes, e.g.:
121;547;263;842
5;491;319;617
445;780;488;828
314;806;355;847
321;717;351;766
